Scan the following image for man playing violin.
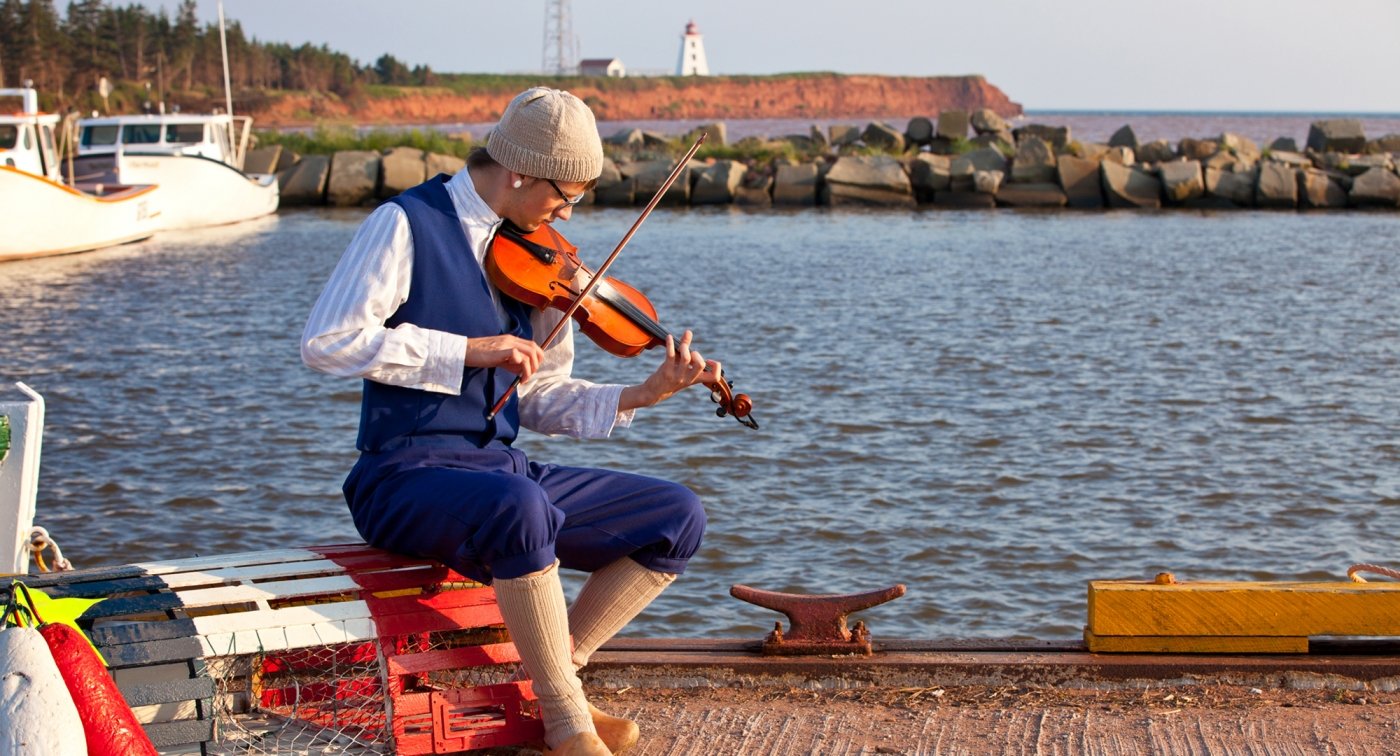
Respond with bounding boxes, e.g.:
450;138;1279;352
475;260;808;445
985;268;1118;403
301;87;715;756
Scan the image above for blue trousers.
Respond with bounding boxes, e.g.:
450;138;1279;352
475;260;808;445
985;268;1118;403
343;445;706;584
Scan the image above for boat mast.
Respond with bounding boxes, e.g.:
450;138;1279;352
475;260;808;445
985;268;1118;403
216;1;245;169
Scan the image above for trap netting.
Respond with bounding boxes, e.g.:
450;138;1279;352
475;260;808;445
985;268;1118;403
201;625;538;755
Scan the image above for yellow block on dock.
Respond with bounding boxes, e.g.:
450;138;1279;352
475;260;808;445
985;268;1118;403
1085;578;1400;653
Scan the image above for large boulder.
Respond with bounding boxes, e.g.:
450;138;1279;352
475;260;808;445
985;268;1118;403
829;124;861;147
1108;124;1139;152
277;154;330;206
995;182;1067;207
733;175;774;207
823;155;915;207
1010;136;1056;183
1101;160;1162;208
1254;162;1297;208
936;111;969;141
243;145;282;175
605;128;643;148
691;160;748;205
1057;155;1104;208
1348;167;1400;207
1368;134;1400;154
952;147;1009;176
973;169;1003;195
1158;160;1204;204
1219;132;1261;165
970;108;1009;135
1266;150;1312;169
1136;139;1176;164
1297;168;1348;209
378;146;427;198
1014;124;1069;151
1178;138;1218;160
909;153;952;202
1307;119;1366;153
593;158;633;206
630;159;692;206
1102;146;1134;165
327;151;381;206
1204;166;1257;206
1268;137;1299;153
683;122;727;147
425;152;465;177
773;162;820;205
905;116;935;147
861;122;905;152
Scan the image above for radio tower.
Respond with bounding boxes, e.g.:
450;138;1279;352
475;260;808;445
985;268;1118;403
542;0;578;76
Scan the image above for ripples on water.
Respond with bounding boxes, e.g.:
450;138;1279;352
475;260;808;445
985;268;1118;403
2;207;1398;640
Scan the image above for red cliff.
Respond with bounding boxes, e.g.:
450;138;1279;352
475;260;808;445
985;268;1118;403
246;74;1022;127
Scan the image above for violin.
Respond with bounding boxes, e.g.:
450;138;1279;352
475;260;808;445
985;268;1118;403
487;221;758;429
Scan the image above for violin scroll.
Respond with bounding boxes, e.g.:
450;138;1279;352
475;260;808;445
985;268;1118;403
709;373;758;430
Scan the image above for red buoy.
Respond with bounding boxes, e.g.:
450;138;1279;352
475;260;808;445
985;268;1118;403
40;621;157;755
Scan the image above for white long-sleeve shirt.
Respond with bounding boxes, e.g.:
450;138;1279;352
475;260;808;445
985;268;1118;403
300;169;634;439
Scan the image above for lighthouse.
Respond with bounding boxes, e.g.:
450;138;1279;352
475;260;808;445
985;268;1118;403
676;20;709;76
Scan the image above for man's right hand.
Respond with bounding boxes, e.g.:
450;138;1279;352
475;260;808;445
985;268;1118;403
465;335;544;381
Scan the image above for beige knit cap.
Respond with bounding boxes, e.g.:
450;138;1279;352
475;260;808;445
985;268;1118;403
486;87;603;183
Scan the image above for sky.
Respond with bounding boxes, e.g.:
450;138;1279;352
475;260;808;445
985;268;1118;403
141;0;1400;113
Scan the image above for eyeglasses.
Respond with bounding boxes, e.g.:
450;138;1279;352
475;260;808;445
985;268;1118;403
546;179;586;207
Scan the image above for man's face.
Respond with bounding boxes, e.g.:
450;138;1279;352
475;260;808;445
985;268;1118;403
510;176;588;231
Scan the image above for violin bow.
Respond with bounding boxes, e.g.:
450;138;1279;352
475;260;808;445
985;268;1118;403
486;132;708;420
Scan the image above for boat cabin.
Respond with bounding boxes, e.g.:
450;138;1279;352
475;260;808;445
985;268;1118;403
0;87;62;182
78;112;252;170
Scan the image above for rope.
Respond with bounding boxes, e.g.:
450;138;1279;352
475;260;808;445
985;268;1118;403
1347;563;1400;583
28;526;73;573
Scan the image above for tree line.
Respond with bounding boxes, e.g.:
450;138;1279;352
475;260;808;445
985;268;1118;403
0;0;434;110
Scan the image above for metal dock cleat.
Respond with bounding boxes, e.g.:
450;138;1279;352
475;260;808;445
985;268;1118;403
730;583;906;656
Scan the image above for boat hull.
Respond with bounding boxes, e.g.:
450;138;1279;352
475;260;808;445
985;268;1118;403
78;153;279;231
0;166;159;262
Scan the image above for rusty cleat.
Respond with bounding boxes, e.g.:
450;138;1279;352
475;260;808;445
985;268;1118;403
730;583;906;656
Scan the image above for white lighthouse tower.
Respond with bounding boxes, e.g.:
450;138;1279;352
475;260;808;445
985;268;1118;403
676;19;709;76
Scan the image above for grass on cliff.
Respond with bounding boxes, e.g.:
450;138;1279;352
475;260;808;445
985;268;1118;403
254;125;473;158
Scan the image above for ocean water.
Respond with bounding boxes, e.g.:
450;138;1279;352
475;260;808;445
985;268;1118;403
2;206;1399;641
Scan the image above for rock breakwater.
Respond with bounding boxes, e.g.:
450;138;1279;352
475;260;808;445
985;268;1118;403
253;112;1400;211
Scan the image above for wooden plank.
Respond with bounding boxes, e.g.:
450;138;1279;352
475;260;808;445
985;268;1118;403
103;636;205;668
157;558;348;589
20;574;169;599
130;699;200;725
199;618;378;657
1083;629;1309;654
79;591;183;619
387;641;522;676
129;547;329;575
367;585;497;615
119;675;214;707
1088;580;1400;637
372;603;504;637
142;718;213;748
91;618;199;647
172;574;361;607
191;598;373;636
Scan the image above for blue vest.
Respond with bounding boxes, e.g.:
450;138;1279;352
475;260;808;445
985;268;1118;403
356;175;533;452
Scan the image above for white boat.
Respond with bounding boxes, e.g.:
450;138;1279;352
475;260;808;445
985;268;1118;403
73;110;279;231
0;87;160;263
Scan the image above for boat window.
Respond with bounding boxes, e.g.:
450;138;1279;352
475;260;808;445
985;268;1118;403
22;125;32;149
81;125;120;146
40;124;55;152
0;125;16;149
165;123;205;144
122;124;162;144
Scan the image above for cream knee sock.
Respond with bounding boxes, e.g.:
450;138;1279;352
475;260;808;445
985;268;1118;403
492;562;595;748
567;558;677;669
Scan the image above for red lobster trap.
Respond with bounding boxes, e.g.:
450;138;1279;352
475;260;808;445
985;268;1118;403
12;543;545;755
